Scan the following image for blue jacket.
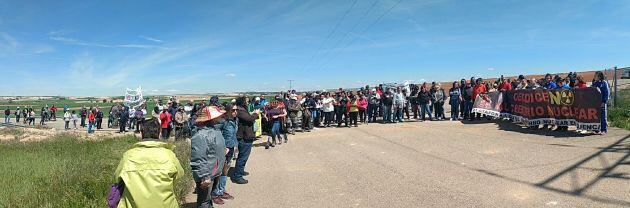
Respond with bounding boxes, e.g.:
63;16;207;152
545;82;557;89
221;119;238;148
556;84;570;89
592;80;610;103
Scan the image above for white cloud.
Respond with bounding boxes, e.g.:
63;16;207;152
487;67;495;71
225;73;236;77
139;35;164;43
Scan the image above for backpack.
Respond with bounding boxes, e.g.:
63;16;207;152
190;127;226;181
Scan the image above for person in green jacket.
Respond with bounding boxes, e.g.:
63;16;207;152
114;118;185;208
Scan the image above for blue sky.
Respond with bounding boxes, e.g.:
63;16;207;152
0;0;628;96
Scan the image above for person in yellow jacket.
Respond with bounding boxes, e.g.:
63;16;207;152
114;118;185;208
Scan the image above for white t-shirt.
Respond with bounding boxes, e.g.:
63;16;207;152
322;97;335;112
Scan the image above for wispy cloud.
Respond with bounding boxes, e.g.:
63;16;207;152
50;36;166;49
225;73;236;77
487;67;495;71
67;40;218;90
1;32;54;55
1;32;19;48
139;35;163;43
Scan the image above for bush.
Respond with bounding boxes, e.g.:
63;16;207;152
0;134;192;208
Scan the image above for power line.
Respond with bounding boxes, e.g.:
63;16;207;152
310;0;381;71
301;0;359;71
315;0;404;71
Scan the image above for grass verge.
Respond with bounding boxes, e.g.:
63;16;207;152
609;88;630;130
0;133;192;208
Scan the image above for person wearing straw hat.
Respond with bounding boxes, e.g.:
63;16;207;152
191;106;227;207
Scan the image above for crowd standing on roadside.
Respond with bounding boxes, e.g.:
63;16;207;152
0;71;613;208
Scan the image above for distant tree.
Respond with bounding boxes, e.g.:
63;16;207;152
103;99;107;103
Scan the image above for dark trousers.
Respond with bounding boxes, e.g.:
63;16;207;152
119;119;127;132
412;104;419;119
233;139;253;180
460;100;466;117
161;128;169;140
80;116;86;127
336;110;348;127
349;112;358;126
323;111;334;126
96;118;103;129
367;104;378;122
434;102;444;119
358;109;366;123
195;180;214;208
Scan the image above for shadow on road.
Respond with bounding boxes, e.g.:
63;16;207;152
494;120;591;138
475;134;630;206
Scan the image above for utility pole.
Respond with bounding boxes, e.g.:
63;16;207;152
288;79;294;91
613;66;618;108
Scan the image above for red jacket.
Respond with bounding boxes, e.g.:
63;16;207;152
499;81;512;91
88;112;95;122
160;112;171;129
577;81;587;88
472;85;487;101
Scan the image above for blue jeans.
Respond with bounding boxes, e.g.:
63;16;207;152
465;100;473;119
268;121;281;143
383;105;392;122
311;109;320;127
395;107;404;122
233;139;253;180
214;147;234;196
87;122;94;133
601;105;608;133
4;116;9;123
420;103;433;120
450;103;460;120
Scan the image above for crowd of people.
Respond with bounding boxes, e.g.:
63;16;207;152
2;71;612;208
109;70;611;208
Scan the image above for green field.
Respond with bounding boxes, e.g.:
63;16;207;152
0;133;192;208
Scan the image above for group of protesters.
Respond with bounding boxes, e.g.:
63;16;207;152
3;104;69;126
2;71;613;208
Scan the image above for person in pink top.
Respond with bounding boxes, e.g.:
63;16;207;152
357;92;368;123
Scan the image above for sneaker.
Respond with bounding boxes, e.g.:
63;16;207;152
220;192;235;200
212;196;225;205
231;178;249;184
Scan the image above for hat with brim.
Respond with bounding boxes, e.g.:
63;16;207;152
196;106;225;124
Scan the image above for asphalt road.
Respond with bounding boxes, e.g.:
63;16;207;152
184;119;629;208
